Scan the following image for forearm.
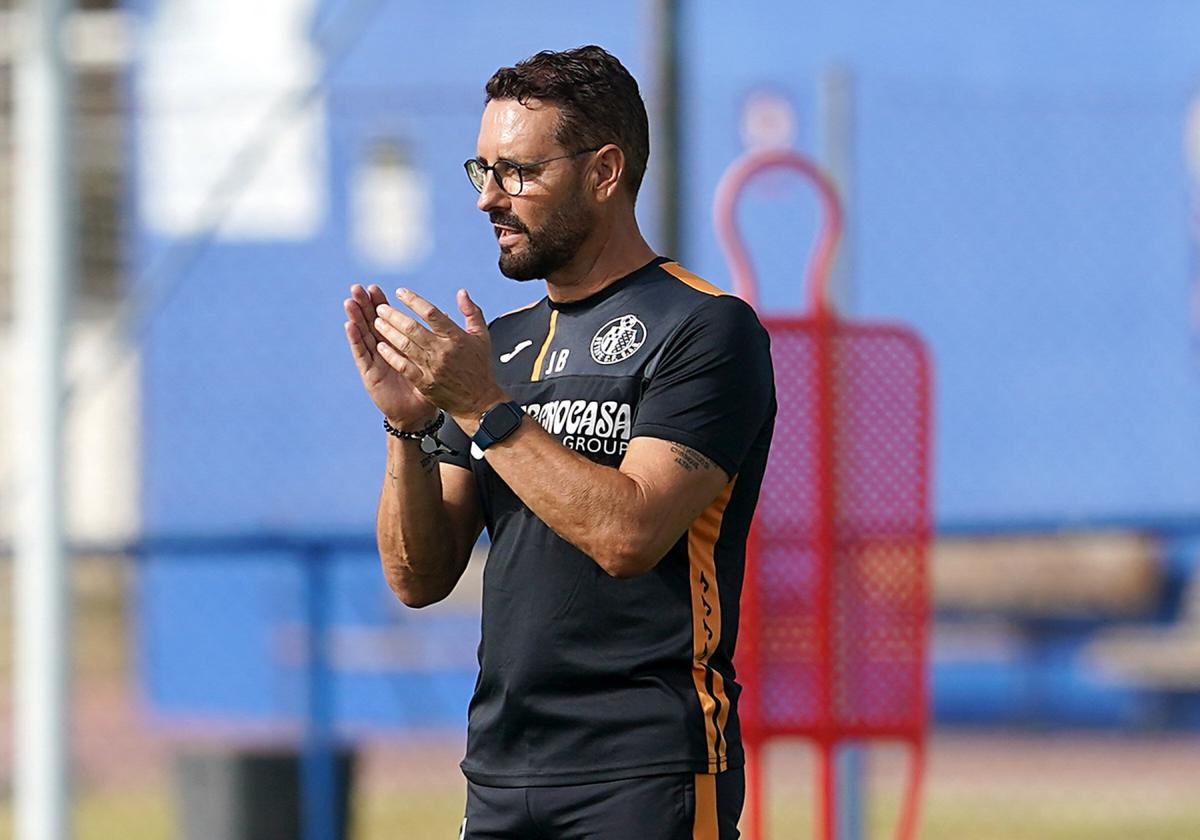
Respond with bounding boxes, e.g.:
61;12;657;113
365;286;730;579
454;412;678;577
376;436;468;606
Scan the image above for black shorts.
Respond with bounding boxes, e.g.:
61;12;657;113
460;769;744;839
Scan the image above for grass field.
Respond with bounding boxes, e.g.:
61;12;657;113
2;735;1200;840
2;732;1199;839
2;557;1199;838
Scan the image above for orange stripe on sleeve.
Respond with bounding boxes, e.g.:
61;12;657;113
662;261;727;297
688;480;736;773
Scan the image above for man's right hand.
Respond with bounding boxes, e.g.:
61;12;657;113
343;283;438;429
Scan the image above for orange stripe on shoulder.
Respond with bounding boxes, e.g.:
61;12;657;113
661;261;727;297
499;298;543;318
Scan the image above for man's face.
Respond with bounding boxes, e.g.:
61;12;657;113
474;98;596;281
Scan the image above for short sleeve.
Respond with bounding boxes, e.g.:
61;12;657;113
631;296;775;477
436;414;472;470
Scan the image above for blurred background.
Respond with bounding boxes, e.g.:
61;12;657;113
2;0;1200;837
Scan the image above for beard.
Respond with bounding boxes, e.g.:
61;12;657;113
492;183;594;281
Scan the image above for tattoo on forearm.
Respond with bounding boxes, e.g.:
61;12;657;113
670;443;714;473
387;451;438;484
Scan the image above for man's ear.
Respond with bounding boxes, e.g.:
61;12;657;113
590;144;625;203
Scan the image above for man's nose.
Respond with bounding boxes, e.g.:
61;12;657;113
476;170;509;213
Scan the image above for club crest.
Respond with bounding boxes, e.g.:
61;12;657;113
590;314;647;364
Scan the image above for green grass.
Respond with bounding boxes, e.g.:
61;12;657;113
1;782;1198;840
813;793;1200;840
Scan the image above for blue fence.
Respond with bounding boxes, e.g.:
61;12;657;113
122;4;1200;834
124;524;1200;836
129;530;1200;734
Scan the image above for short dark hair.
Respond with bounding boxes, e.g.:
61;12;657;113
485;45;650;201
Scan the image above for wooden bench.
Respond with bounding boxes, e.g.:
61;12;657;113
933;532;1161;618
1088;569;1200;689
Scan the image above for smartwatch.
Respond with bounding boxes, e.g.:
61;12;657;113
471;400;525;459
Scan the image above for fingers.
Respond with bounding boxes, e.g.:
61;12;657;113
348;283;394;353
376;339;427;388
343;320;372;376
374;305;436;365
350;284;375;320
343;296;379;354
396;288;459;334
350;283;388;318
367;284;388;310
458;289;489;335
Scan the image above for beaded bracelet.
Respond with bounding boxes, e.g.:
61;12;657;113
383;411;445;440
383;412;458;457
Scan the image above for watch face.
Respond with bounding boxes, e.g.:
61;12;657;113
481;401;523;440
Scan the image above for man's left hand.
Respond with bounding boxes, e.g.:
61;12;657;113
374;288;506;421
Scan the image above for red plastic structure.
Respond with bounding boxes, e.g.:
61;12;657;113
715;149;933;840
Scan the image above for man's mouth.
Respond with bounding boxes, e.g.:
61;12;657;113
493;223;525;247
487;213;525;246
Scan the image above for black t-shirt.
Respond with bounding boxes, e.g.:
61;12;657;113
440;256;776;786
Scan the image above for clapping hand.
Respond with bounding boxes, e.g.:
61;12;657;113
343;284;439;429
369;288;506;422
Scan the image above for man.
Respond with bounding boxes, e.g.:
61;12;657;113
343;45;774;839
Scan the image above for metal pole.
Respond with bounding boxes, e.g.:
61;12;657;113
820;63;863;840
302;549;337;840
819;64;855;314
651;0;680;260
12;0;75;838
835;744;866;840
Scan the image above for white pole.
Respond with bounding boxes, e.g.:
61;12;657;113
819;64;856;313
13;0;74;837
820;64;865;840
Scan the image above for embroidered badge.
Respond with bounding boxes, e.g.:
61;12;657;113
590;315;647;365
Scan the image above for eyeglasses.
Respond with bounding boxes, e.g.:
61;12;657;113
464;148;599;196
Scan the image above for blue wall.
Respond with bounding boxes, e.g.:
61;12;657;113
130;1;1200;728
135;1;1200;535
679;1;1200;529
133;0;652;535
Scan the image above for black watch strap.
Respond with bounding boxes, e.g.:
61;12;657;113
471;400;524;459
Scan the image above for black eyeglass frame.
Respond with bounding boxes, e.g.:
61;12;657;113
464;147;601;196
